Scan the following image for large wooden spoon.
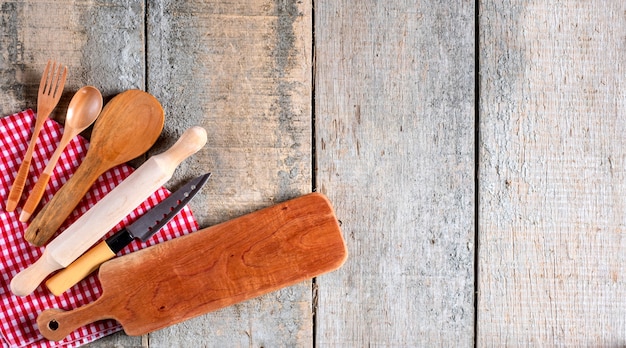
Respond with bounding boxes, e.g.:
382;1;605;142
20;86;103;222
24;90;164;246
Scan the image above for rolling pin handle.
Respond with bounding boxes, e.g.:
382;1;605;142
10;249;63;296
153;126;207;173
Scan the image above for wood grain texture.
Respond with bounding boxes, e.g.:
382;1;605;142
145;0;313;346
478;1;626;346
0;0;146;119
147;0;313;226
315;1;476;346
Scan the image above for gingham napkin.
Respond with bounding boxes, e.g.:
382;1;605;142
0;110;199;348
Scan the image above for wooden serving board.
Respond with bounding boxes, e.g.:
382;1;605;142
37;193;347;341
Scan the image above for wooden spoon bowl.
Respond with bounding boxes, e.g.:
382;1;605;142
25;90;164;246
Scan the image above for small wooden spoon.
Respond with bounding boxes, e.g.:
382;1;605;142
24;89;164;246
20;86;103;222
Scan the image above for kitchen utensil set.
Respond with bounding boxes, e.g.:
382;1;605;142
10;126;208;296
3;60;347;343
25;89;165;246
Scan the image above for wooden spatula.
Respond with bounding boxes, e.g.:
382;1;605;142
37;193;347;341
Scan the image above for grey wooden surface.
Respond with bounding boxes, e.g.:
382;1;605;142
478;1;626;346
0;0;625;347
315;0;475;346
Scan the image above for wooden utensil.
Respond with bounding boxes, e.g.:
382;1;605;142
6;60;67;212
20;86;103;222
24;89;164;246
37;193;347;341
10;127;207;296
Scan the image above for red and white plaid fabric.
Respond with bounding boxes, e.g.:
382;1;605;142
0;110;199;347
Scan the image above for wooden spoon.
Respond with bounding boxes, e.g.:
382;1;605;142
24;89;164;246
20;86;103;222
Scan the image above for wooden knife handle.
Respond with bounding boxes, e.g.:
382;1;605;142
24;156;107;246
45;241;116;296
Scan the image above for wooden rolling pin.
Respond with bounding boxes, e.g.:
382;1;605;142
37;193;347;341
10;127;208;296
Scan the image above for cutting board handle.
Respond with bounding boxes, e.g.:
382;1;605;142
38;297;115;341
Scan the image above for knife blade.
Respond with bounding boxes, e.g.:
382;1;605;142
45;173;211;296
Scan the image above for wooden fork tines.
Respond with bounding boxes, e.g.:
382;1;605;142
6;60;67;212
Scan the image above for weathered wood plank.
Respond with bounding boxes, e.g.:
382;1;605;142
0;0;146;119
315;1;475;346
478;1;626;345
0;1;147;346
146;0;313;346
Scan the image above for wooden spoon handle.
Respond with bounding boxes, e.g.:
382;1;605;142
25;156;106;246
20;133;74;222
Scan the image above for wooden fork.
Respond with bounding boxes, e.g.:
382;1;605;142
6;60;68;212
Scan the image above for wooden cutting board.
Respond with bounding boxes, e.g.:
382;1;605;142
37;193;347;341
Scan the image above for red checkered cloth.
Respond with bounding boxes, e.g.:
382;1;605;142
0;110;200;347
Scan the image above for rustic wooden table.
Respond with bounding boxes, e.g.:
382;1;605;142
1;0;625;347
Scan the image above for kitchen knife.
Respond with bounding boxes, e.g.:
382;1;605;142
37;193;348;341
10;126;207;296
45;173;211;296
